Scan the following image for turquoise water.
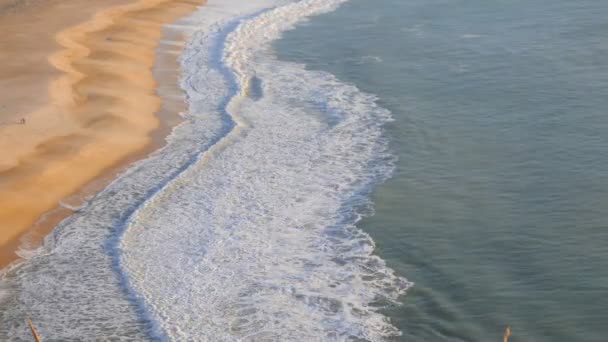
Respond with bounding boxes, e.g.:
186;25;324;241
276;1;608;341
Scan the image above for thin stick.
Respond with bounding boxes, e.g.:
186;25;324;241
27;318;42;342
503;326;511;342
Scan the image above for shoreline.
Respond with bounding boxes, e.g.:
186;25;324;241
0;0;203;269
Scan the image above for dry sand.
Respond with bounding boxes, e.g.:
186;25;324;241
0;0;204;268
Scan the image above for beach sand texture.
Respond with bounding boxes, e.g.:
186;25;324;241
0;0;203;267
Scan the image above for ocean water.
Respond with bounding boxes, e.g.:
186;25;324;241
276;0;608;341
1;0;607;341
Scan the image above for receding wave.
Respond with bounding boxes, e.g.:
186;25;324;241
0;0;410;340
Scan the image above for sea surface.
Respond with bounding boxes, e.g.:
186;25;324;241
276;0;608;341
1;0;607;341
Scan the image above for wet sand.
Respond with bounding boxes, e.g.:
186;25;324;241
0;0;204;268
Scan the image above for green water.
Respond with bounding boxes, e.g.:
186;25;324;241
275;0;608;340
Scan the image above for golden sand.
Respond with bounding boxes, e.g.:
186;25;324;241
0;0;204;267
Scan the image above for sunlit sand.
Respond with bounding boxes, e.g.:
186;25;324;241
0;0;204;268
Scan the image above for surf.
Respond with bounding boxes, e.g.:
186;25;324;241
120;0;411;340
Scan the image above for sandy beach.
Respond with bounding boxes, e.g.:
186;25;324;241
0;0;203;268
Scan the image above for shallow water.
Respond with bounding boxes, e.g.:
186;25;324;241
276;0;608;341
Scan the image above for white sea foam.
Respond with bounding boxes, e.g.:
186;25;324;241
120;0;411;340
359;55;384;64
58;199;86;211
460;33;483;39
0;0;410;340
